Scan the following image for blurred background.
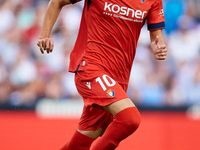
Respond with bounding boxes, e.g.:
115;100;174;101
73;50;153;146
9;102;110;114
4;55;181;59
0;0;200;110
0;0;200;150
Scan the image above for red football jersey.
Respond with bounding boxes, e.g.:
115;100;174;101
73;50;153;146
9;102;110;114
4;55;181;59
69;0;165;84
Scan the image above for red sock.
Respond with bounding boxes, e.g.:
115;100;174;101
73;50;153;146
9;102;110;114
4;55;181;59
60;130;95;150
91;107;141;150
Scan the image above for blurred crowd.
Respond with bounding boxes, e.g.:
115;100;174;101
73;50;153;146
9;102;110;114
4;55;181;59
0;0;200;109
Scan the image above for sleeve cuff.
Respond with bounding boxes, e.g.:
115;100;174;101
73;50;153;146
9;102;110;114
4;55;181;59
148;22;165;30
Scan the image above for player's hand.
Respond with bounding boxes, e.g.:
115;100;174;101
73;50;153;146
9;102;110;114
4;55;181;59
151;36;167;60
37;38;54;54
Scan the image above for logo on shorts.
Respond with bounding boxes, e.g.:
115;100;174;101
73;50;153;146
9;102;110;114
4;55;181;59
86;82;91;89
141;0;145;3
107;89;115;98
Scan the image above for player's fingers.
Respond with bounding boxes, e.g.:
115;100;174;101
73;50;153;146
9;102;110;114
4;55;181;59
45;39;50;53
156;49;162;54
160;49;167;54
42;40;46;51
156;48;167;54
37;41;44;54
159;56;167;60
156;55;166;60
158;53;167;57
49;38;54;53
161;48;167;52
155;49;167;59
45;38;51;54
158;44;167;49
163;49;168;52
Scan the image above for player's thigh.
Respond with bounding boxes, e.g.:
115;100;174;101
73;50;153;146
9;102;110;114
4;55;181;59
77;104;113;139
103;98;135;117
75;71;132;137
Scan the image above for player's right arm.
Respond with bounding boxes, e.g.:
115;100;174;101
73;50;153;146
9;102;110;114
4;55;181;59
37;0;72;54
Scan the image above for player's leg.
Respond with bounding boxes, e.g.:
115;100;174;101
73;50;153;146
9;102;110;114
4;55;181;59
60;71;116;150
61;70;140;150
91;98;141;150
60;105;113;150
60;128;103;150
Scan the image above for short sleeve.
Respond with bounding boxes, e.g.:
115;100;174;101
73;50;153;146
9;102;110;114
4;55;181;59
147;0;165;30
70;0;82;4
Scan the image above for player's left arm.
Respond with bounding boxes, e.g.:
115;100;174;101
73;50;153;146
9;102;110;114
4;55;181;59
150;29;167;60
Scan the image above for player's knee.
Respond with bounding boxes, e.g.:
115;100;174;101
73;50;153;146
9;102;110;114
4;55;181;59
125;110;141;133
116;107;141;135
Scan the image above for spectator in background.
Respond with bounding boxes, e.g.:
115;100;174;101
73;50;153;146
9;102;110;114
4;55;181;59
9;44;37;86
0;0;15;37
0;0;200;109
0;56;10;104
0;56;7;83
168;15;199;64
129;25;170;107
0;81;11;104
166;14;200;106
187;58;200;105
0;0;83;107
0;26;21;69
188;0;200;22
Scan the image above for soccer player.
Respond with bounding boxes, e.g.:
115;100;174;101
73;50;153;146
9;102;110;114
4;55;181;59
37;0;167;149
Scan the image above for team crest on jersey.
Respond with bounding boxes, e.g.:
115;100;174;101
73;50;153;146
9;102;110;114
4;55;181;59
141;0;145;3
107;89;115;98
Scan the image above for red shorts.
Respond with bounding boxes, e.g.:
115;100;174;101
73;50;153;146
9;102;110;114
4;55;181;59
75;71;129;130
